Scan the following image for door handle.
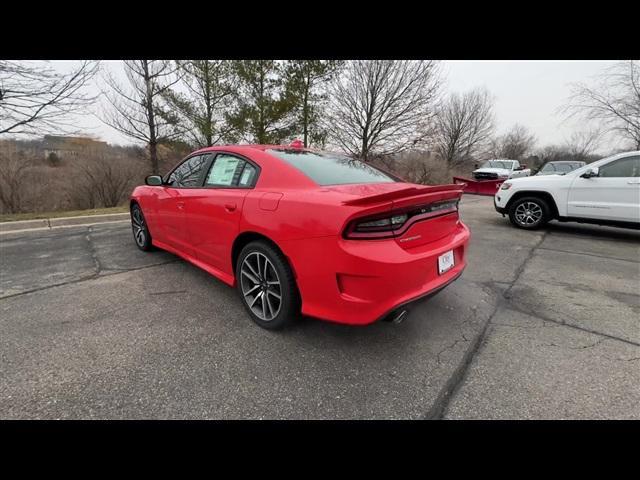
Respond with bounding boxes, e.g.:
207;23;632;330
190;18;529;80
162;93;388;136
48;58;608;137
224;203;237;212
176;202;185;210
628;180;640;184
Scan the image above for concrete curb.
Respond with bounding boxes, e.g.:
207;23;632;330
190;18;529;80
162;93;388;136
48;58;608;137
0;213;130;234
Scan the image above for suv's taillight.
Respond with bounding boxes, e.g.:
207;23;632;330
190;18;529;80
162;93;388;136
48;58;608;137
344;199;459;240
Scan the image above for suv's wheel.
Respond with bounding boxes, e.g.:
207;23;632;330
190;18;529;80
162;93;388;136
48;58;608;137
131;203;153;251
508;196;550;230
236;241;299;330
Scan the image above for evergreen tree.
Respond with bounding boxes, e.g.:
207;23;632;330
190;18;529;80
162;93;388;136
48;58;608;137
226;61;295;144
284;60;342;147
162;60;236;148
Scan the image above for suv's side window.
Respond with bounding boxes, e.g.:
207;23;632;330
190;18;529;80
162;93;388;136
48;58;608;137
599;156;640;178
204;154;258;188
167;154;211;187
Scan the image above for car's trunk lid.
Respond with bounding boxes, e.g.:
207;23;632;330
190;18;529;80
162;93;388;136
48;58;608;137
336;183;464;248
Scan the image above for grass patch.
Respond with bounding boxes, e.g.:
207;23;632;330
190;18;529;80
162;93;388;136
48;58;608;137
0;206;129;223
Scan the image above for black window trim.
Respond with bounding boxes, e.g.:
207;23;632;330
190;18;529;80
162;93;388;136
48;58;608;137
163;153;215;189
202;151;261;190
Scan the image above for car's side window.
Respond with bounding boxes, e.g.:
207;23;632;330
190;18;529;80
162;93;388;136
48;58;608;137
167;154;211;187
599;156;640;178
204;154;258;188
238;163;257;187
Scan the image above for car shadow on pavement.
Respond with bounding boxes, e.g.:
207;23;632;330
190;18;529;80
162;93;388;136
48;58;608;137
545;221;640;241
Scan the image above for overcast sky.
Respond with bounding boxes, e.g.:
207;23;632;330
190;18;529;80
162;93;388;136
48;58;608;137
48;60;619;151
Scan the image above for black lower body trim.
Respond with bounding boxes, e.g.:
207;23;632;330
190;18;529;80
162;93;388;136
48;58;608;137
556;216;640;230
377;269;465;323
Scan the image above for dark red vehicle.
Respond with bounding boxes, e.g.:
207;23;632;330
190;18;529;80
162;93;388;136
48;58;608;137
130;142;470;329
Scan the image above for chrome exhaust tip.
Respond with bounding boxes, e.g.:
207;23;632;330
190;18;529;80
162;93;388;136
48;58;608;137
391;309;409;324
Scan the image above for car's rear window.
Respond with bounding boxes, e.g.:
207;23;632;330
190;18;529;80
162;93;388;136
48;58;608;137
266;149;397;186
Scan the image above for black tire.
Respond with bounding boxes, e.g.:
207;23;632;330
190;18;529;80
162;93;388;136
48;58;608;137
235;240;300;330
508;196;551;230
131;203;153;251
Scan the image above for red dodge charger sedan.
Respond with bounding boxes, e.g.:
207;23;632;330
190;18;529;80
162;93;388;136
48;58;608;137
130;142;470;329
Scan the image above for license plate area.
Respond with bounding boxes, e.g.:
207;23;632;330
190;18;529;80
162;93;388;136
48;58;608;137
438;249;455;275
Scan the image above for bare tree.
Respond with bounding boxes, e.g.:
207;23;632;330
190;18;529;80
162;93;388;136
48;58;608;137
564;128;603;160
490;124;537;160
433;88;495;168
531;129;603;171
0;152;33;213
370;150;454;185
101;60;182;175
162;60;237;148
75;155;142;208
562;60;640;149
325;60;441;161
0;61;99;136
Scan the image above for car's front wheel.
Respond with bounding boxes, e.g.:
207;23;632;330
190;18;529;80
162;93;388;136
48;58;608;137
236;241;299;330
131;203;153;251
508;196;550;230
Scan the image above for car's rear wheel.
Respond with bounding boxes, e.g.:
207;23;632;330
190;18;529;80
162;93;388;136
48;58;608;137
236;241;299;330
131;203;153;251
508;196;550;230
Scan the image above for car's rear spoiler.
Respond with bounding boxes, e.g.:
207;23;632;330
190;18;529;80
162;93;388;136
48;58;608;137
341;184;464;206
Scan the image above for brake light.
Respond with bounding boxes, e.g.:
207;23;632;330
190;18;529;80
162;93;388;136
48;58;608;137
356;213;409;232
344;199;459;239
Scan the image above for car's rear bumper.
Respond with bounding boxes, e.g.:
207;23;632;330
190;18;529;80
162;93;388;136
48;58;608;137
280;222;470;325
373;268;464;323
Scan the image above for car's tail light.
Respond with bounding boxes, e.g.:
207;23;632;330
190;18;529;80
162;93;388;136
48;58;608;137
344;199;459;239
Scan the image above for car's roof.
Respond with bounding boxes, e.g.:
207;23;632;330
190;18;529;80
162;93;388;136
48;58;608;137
545;161;585;164
192;144;311;155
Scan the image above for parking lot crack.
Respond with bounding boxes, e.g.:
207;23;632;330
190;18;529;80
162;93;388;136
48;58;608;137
503;301;640;348
425;230;551;420
536;337;606;351
504;230;548;299
423;306;497;420
0;260;179;301
436;339;466;365
536;247;640;264
85;226;102;276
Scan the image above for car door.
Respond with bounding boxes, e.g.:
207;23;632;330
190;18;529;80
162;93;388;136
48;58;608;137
155;154;212;256
567;155;640;222
180;152;260;276
509;161;520;178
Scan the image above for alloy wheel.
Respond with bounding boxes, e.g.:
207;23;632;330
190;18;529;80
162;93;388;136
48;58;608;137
514;201;543;226
131;206;146;247
240;252;282;321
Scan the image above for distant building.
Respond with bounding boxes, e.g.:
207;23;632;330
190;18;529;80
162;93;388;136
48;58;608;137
0;139;19;158
42;135;108;160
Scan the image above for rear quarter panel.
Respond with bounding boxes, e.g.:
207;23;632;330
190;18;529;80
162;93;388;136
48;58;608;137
239;188;394;242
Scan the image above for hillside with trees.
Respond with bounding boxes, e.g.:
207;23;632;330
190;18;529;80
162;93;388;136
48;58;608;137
1;60;637;215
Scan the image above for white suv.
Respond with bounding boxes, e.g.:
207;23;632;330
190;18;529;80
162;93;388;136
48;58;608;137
494;151;640;230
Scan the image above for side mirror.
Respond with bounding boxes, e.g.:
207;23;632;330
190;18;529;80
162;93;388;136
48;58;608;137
580;167;599;179
145;175;163;186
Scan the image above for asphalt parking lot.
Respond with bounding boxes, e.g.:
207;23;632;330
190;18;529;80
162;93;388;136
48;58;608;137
1;195;639;419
